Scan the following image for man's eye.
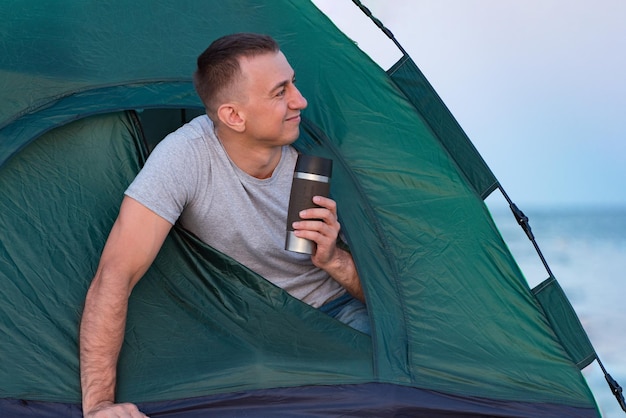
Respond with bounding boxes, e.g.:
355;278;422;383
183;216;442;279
276;89;286;97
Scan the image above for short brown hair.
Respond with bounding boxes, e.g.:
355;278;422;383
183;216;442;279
193;33;279;119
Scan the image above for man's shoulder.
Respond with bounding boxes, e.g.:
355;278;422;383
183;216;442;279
169;114;213;141
153;115;214;154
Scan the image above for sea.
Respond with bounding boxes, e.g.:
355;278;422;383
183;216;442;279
488;204;626;418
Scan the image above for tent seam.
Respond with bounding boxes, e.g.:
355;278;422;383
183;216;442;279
300;118;409;380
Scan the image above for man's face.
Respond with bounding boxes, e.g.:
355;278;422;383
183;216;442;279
236;51;308;146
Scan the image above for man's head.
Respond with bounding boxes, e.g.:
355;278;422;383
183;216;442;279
194;33;307;146
194;33;279;120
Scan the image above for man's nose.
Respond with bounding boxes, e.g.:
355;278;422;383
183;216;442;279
289;86;308;110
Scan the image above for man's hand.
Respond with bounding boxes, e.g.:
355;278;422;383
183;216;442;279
292;196;364;301
84;401;148;418
292;196;340;266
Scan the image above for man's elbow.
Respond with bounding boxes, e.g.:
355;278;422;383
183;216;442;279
86;262;139;305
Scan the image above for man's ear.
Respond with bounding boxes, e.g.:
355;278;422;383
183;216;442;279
216;104;245;133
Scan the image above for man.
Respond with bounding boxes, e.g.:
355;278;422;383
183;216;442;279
80;33;368;417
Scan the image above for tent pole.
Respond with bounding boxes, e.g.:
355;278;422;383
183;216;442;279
597;358;626;412
351;0;408;57
497;185;554;279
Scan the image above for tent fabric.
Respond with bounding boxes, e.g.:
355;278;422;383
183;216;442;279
533;276;597;369
0;113;145;400
0;0;601;416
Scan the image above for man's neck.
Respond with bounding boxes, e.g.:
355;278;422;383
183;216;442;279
214;126;282;179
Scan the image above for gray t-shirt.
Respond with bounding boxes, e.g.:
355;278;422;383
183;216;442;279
125;115;345;307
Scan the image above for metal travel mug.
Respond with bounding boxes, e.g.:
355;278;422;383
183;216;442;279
285;154;333;254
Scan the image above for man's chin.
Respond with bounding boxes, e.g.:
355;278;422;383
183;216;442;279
286;129;300;144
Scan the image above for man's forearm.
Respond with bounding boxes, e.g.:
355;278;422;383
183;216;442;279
80;277;128;414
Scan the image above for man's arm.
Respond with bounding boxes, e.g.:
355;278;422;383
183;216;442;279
292;196;364;301
80;196;172;417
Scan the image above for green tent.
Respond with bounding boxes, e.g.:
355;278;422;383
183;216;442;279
1;1;620;416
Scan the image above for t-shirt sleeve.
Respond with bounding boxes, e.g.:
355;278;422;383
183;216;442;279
125;135;198;225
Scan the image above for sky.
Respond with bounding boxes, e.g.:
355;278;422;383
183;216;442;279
313;0;626;209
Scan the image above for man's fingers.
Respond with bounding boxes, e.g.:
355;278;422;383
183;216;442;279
86;402;148;418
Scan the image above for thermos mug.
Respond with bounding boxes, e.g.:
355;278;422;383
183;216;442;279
285;154;333;254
